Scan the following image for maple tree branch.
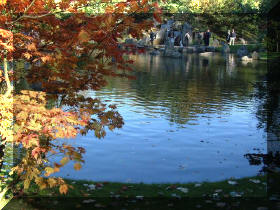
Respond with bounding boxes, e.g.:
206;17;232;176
24;0;37;14
12;0;37;23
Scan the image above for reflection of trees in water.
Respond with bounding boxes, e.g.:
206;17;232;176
110;53;266;125
245;57;280;199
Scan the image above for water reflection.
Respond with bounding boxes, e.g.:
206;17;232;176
55;53;268;183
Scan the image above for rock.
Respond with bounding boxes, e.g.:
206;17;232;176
186;47;194;53
176;187;188;193
252;51;259;60
237;46;248;57
178;47;184;53
200;52;213;57
82;199;96;203
221;43;230;53
125;38;137;45
212;39;220;47
239;38;247;45
150;50;160;55
164;48;182;58
205;46;215;52
196;46;205;53
241;56;253;61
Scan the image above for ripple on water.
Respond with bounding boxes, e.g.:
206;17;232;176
55;53;267;183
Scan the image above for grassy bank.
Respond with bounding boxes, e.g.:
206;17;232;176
4;175;270;209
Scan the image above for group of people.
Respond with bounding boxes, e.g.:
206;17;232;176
149;28;237;47
226;29;236;45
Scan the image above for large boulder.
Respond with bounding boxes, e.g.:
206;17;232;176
196;46;205;53
205;46;215;52
212;39;220;47
239;38;247;45
150;50;160;55
164;50;182;58
163;41;182;58
241;56;253;61
186;47;194;53
251;51;259;60
125;38;137;45
237;46;248;57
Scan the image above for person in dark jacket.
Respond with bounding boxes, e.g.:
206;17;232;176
229;29;236;46
150;30;156;46
203;29;211;46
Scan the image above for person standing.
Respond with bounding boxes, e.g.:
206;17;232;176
168;28;175;47
226;30;231;44
150;30;156;46
184;31;191;47
204;29;211;46
197;32;203;45
229;29;236;46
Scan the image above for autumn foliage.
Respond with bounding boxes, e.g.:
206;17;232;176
0;0;161;195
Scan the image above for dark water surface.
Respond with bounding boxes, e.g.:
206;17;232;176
54;53;267;183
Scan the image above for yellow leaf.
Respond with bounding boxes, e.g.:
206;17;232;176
44;167;54;176
60;157;69;166
0;0;7;6
74;163;82;171
24;179;30;189
47;178;57;188
59;184;68;194
78;29;90;43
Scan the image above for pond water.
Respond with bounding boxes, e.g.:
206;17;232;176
54;52;267;183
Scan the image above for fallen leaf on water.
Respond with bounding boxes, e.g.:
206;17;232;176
228;180;237;185
216;202;226;208
82;199;95;203
215;189;223;193
249;179;261;184
122;186;128;191
230;191;242;197
176;187;188;193
136;195;144;200
166;185;177;190
88;184;96;190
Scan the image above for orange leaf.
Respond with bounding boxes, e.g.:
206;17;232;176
74;162;82;171
0;0;7;5
78;29;90;43
27;43;36;51
59;184;68;194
